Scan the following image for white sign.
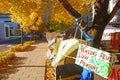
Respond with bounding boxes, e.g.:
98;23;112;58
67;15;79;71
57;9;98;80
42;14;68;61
75;44;116;79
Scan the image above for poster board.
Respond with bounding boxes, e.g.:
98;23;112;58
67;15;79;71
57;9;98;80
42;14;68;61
75;44;116;79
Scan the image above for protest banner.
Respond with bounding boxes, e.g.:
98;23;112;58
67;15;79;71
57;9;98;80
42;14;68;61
75;43;116;79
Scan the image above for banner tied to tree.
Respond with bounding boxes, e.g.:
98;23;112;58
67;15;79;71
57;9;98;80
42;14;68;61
75;43;116;79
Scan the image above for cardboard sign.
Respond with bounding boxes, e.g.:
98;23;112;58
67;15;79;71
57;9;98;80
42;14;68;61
75;44;116;79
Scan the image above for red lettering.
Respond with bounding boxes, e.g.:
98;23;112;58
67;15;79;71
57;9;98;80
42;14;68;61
79;54;89;60
80;60;85;66
100;53;105;60
80;46;85;53
85;63;98;72
85;49;88;53
100;53;111;62
106;56;111;62
95;67;98;72
80;61;99;72
93;51;97;56
88;50;93;55
80;46;97;56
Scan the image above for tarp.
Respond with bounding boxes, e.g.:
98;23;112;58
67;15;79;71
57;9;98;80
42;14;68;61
52;39;79;66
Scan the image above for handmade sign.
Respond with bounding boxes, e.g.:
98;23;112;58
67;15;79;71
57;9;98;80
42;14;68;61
75;43;116;79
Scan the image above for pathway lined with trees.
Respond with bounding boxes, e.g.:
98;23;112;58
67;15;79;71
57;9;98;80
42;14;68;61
0;42;47;80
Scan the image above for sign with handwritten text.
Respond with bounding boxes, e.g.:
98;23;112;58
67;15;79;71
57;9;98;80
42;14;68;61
75;44;116;79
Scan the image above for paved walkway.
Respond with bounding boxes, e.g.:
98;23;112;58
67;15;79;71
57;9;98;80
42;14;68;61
0;42;48;80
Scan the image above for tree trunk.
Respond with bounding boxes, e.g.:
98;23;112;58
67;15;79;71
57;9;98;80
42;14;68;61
88;0;109;48
57;0;120;80
30;30;33;41
90;0;110;80
21;28;24;46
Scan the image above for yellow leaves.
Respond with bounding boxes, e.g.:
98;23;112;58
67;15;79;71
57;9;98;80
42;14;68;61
51;11;75;25
23;27;31;33
22;14;37;27
8;0;42;28
47;0;95;25
0;0;95;33
0;0;47;33
10;14;17;22
31;26;39;31
0;1;11;13
79;4;91;16
10;12;38;28
36;16;43;25
48;0;75;25
87;0;95;5
38;22;48;33
30;12;38;20
33;0;42;5
67;0;93;16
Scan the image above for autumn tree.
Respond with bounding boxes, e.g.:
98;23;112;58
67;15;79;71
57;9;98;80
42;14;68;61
47;0;120;48
52;0;120;79
0;0;48;44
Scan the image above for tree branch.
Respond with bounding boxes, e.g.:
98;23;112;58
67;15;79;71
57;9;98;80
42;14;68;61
109;0;120;20
58;0;81;18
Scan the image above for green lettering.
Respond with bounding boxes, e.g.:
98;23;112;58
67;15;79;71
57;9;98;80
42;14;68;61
105;64;112;77
100;64;112;78
101;66;108;76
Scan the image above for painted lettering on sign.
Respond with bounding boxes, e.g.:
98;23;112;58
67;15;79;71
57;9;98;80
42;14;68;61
80;60;98;72
75;44;115;79
81;46;97;56
100;53;112;62
90;56;112;77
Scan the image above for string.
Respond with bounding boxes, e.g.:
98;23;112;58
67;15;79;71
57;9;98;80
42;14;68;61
74;27;78;38
63;55;76;60
74;17;82;38
80;25;83;44
79;25;88;45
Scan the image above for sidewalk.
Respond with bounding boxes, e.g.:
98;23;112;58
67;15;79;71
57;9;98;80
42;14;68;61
0;42;48;80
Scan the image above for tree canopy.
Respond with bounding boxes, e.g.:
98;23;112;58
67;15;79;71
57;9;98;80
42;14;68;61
0;0;47;33
0;0;120;46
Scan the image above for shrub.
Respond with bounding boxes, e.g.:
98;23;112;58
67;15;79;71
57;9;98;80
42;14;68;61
0;51;15;65
9;41;36;52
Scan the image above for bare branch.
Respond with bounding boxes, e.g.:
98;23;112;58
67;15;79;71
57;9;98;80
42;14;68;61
109;0;120;20
58;0;81;18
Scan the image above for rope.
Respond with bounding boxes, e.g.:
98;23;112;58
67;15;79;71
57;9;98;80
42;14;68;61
79;25;88;45
63;55;76;60
74;17;82;38
74;27;78;38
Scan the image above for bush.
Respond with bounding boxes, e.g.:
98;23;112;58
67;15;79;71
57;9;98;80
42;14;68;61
0;51;15;65
9;41;36;52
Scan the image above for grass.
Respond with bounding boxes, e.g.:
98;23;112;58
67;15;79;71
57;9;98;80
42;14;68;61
10;36;21;39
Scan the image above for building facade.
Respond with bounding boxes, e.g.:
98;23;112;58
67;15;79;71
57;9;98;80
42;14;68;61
0;14;19;41
0;23;10;40
109;0;120;26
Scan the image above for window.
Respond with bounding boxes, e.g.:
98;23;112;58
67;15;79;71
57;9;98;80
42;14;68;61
5;27;9;37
